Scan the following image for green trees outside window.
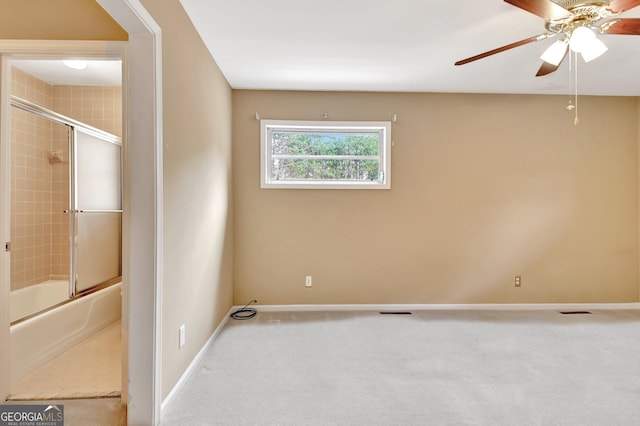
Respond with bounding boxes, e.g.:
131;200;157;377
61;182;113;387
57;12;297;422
261;120;391;189
271;131;380;182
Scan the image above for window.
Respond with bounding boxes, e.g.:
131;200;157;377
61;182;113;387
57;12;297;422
260;120;391;189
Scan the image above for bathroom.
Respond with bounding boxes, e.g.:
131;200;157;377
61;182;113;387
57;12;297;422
3;59;123;400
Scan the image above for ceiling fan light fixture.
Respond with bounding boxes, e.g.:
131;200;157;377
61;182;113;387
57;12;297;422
580;37;608;62
569;26;596;53
540;40;568;66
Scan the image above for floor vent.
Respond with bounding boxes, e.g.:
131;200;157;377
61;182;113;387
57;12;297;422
379;311;413;315
559;311;592;315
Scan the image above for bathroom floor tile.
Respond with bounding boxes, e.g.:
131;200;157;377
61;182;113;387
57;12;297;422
9;321;121;400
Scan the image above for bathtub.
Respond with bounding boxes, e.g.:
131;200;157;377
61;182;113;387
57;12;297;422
9;281;121;386
10;280;69;323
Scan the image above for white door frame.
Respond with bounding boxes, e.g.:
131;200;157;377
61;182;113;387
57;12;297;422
0;1;163;424
98;1;163;424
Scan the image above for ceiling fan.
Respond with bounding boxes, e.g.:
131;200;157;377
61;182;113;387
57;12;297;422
455;0;640;76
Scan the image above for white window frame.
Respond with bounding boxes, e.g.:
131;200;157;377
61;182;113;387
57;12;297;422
260;120;391;189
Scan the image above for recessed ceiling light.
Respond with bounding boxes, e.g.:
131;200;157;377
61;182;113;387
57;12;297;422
62;60;88;70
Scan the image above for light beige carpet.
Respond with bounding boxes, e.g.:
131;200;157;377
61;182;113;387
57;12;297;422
162;308;640;425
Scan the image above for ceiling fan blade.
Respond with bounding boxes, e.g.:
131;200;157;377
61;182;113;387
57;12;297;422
608;0;640;13
536;58;564;77
602;18;640;34
455;34;552;66
504;0;572;20
536;61;559;76
536;43;568;76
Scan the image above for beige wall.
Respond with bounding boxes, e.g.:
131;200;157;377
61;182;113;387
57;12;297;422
0;0;127;41
138;0;234;399
233;91;639;304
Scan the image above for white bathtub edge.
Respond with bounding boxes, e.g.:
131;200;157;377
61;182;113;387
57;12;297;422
10;283;122;386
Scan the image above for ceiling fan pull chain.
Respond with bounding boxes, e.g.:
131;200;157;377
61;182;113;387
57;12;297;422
567;51;575;111
574;52;580;126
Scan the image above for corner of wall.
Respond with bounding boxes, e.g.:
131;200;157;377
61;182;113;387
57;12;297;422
637;96;640;302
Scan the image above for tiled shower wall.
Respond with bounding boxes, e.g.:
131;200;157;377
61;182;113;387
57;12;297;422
53;86;122;138
10;67;122;291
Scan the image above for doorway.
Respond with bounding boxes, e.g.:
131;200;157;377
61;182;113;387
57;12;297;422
0;4;163;420
5;59;123;399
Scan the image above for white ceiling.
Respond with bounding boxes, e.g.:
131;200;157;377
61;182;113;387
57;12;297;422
11;59;122;86
179;0;640;96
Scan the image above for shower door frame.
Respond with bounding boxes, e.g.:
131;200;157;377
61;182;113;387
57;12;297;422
10;95;123;299
71;126;123;296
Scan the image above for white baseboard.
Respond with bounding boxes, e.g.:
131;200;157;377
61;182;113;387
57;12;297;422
254;302;640;312
161;307;234;412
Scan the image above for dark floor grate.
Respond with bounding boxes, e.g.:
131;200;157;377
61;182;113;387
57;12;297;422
559;311;592;315
379;311;413;315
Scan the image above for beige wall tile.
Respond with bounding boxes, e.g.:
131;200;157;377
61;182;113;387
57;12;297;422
53;84;122;137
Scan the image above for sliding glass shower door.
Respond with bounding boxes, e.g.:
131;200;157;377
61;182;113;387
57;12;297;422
71;128;122;296
10;95;122;322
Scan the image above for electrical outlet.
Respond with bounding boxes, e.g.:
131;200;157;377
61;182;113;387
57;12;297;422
179;324;186;348
514;275;522;287
305;276;312;287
